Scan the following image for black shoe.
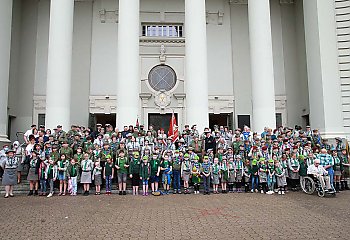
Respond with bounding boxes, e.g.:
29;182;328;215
27;190;33;196
83;191;88;196
119;191;122;195
86;191;89;196
123;191;126;195
34;190;38;196
207;191;210;195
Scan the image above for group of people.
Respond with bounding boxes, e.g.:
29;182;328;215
0;123;349;198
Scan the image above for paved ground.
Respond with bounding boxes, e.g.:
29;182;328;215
0;191;349;240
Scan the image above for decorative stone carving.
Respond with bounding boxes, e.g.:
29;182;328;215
206;11;225;25
154;91;171;110
159;44;166;64
275;95;287;110
139;93;152;108
89;96;117;114
173;93;186;108
99;9;118;23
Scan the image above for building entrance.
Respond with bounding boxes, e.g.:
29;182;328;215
148;113;178;133
89;113;116;129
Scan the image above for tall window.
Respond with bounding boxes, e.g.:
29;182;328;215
142;24;183;37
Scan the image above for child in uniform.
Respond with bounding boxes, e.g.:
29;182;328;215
57;153;68;196
227;156;235;193
129;151;141;195
220;157;228;193
46;158;57;198
181;153;191;194
149;154;160;195
160;154;172;195
201;156;211;195
38;157;48;196
275;161;286;195
27;151;40;196
212;157;220;194
81;153;94;196
92;160;102;195
243;160;251;192
140;156;150;196
259;158;268;194
103;156;114;195
234;155;244;193
288;152;300;191
115;150;129;195
67;158;79;196
172;150;182;194
267;159;275;194
191;155;201;194
250;159;259;193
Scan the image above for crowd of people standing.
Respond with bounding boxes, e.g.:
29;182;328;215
0;123;349;198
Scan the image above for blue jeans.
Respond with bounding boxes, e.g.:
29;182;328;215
202;175;210;192
251;175;259;190
328;168;334;189
173;170;181;190
40;179;46;193
267;174;276;191
105;175;112;192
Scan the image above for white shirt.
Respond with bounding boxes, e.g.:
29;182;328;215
307;164;327;175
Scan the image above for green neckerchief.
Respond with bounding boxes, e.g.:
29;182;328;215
30;159;36;168
151;159;158;170
281;160;287;168
333;156;340;165
213;163;219;174
83;160;88;171
72;165;76;176
235;161;241;170
48;165;53;175
41;165;45;178
275;166;282;175
183;160;190;170
268;164;274;172
221;162;227;171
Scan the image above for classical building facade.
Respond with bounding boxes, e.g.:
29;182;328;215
0;0;349;143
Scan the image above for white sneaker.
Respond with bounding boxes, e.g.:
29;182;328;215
266;191;272;195
282;191;285;195
261;190;264;194
278;191;282;195
47;193;53;198
251;189;254;193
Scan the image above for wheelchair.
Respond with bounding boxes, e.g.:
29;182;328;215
300;174;336;197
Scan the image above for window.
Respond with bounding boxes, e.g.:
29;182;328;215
148;65;177;92
142;24;183;37
238;115;251;130
275;113;282;128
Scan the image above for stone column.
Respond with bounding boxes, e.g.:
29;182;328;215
116;0;140;128
303;0;344;137
45;0;74;130
0;0;13;145
185;0;209;132
248;0;276;132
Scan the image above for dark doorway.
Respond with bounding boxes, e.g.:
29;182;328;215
302;114;310;129
148;113;177;133
90;114;116;130
237;115;251;130
209;113;233;130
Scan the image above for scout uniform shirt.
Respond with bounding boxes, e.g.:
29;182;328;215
129;157;141;175
200;162;211;175
99;148;114;163
140;162;150;179
191;162;201;184
104;162;114;177
67;164;78;178
150;157;160;176
116;157;129;174
60;147;73;160
172;157;182;171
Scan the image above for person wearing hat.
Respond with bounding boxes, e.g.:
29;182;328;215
99;142;114;168
103;155;114;195
180;153;191;194
24;124;37;144
317;148;335;191
144;131;155;148
288;152;300;191
93;133;104;149
149;154;161;195
274;160;287;195
331;148;342;192
129;151;141;195
27;150;40;196
266;159;276;195
59;141;73;161
189;136;203;159
339;148;350;190
67;125;77;140
250;159;259;193
70;133;82;154
56;125;68;144
140;156;151;196
1;149;19;198
191;155;201;194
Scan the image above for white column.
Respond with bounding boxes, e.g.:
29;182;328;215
45;0;74;130
185;0;209;132
248;0;276;132
303;0;344;137
0;0;12;144
116;0;140;128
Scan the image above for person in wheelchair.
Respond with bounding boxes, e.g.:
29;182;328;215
307;159;334;193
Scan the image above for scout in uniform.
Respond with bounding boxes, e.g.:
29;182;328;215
83;136;94;153
27;151;40;196
220;157;229;193
92;160;102;195
80;153;94;196
115;150;129;195
339;148;350;190
103;156;114;195
331;148;342;192
243;160;251;192
275;160;286;195
266;159;276;194
191;155;201;194
38;158;48;196
181;153;192;194
149;154;161;195
1;149;18;198
129;151;141;195
160;154;172;195
66;158;79;196
57;153;68;196
200;156;211;195
211;157;220;194
59;141;73;161
13;141;25;184
227;156;235;193
172;150;182;194
234;155;244;193
258;158;268;194
140;156;151;196
99;142;114;168
288;152;300;191
46;158;57;198
250;159;259;193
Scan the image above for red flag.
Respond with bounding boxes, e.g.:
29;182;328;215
168;112;179;143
